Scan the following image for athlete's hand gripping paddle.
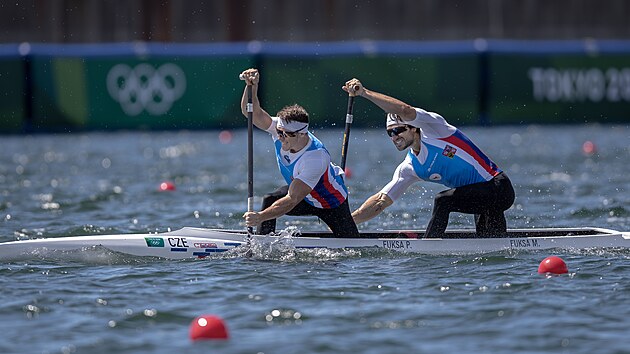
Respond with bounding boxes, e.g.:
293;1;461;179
340;84;361;172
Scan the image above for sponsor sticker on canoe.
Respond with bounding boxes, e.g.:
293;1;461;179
145;237;165;247
194;242;218;248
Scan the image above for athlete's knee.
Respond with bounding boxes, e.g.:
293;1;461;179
496;181;515;210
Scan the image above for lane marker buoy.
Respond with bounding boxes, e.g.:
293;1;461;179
538;256;568;275
219;130;233;144
159;181;176;191
582;141;596;156
189;315;229;340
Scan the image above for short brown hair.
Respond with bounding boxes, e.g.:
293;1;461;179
277;104;309;123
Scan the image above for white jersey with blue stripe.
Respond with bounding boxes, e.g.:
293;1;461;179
380;108;502;201
267;118;348;209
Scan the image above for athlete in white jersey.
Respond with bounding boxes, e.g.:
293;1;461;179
239;69;359;238
342;78;515;238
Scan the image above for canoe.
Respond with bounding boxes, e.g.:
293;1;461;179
1;226;628;261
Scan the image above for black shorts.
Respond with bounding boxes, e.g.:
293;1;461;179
257;185;360;238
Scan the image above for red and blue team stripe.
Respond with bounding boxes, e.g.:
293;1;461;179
309;168;346;208
439;129;501;176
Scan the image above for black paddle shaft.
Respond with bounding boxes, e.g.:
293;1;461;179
246;84;254;234
340;86;360;171
340;97;353;171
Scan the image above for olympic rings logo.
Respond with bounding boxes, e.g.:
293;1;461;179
106;63;186;116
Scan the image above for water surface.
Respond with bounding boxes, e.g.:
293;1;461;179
1;125;629;353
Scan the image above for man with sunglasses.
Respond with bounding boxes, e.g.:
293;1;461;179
239;69;360;238
342;78;515;238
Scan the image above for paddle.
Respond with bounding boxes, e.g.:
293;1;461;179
246;84;254;234
340;85;360;172
240;74;255;253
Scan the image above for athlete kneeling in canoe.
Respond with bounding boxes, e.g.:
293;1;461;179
342;78;515;238
240;69;360;238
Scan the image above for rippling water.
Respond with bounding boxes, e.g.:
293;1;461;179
1;125;629;354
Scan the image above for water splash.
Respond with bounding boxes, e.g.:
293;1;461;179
229;226;368;262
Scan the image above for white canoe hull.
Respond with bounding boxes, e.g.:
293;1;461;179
1;227;629;261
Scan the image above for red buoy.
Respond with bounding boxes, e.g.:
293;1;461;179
219;130;233;144
344;167;353;179
582;141;596;156
159;181;176;191
538;256;568;275
189;315;229;340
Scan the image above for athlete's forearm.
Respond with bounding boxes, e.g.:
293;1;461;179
258;195;300;222
241;85;271;129
258;179;312;222
362;89;416;120
352;193;393;224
